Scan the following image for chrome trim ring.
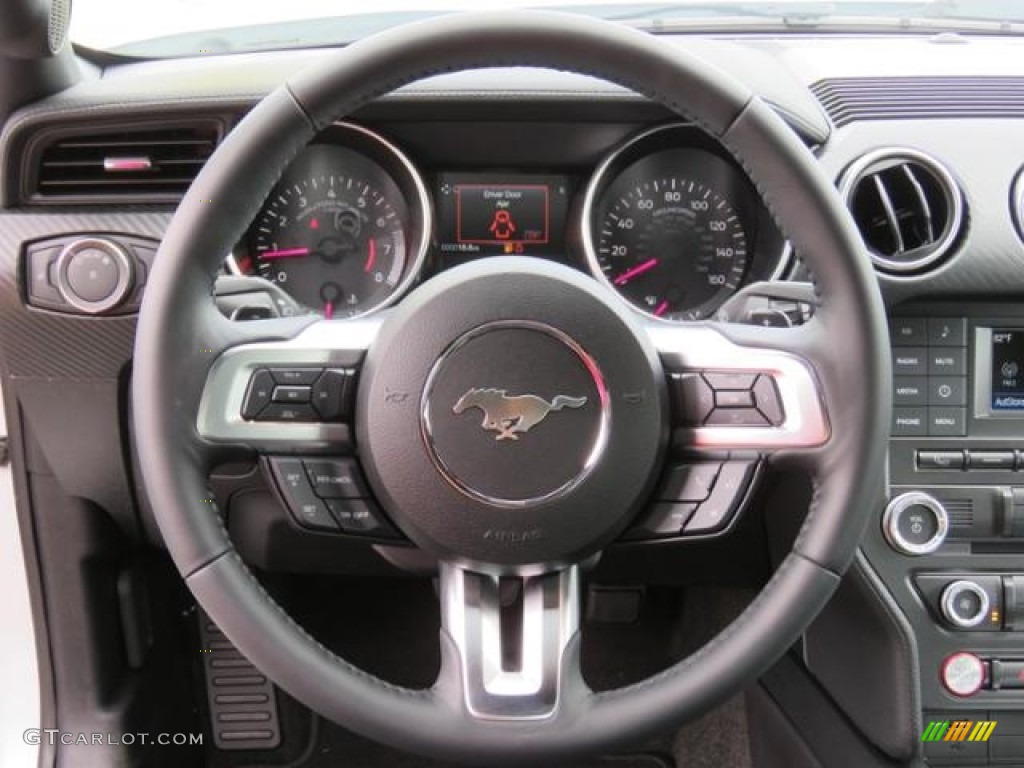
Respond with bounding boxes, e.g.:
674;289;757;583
882;491;949;556
941;580;991;629
54;237;135;314
837;146;964;275
225;121;433;319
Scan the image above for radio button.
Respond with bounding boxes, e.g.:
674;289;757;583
928;317;967;347
892;348;928;376
967;451;1015;470
917;451;965;471
928;407;966;437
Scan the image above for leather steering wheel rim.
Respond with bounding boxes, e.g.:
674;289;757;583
132;10;890;762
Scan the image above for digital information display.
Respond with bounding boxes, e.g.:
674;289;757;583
991;329;1024;410
435;173;570;264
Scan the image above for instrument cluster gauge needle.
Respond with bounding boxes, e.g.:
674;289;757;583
259;247;311;260
613;257;659;285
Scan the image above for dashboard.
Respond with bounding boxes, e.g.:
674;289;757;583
5;25;1024;768
225;121;787;321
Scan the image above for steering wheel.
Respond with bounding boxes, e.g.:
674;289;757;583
132;10;889;763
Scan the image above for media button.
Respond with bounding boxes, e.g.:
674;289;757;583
927;317;967;347
894;376;927;405
892;348;927;376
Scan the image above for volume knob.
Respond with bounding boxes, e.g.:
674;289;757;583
882;492;949;555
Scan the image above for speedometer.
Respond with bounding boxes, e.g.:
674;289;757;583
592;178;748;320
583;124;788;322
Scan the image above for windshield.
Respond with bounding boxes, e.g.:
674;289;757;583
71;0;1024;56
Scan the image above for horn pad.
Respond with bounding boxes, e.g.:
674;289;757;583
356;257;667;568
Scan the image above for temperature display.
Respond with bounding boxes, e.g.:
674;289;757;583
991;329;1024;410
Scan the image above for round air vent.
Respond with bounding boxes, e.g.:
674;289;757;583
839;148;964;275
1012;167;1024;243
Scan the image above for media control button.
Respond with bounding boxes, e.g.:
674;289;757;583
752;375;784;425
892;407;928;436
271;385;312;404
624;503;697;539
241;370;275;420
889;317;928;346
928;348;967;376
270;368;322;386
917;451;965;471
659;463;721;503
882;492;948;555
893;376;928;406
928;317;968;347
928;407;966;437
929;377;966;406
892;348;928;376
669;373;714;426
683;461;756;534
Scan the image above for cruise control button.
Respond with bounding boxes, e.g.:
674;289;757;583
325;499;398;538
304;459;368;499
705;407;769;427
311;369;350;421
670;373;714;426
258;403;318;422
703;372;758;391
624;503;697;539
659;463;721;502
269;459;339;532
752;375;784;425
241;370;275;420
272;385;312;404
271;368;322;385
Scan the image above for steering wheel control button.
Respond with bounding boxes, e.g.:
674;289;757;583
705;407;769;427
670;373;715;426
940;652;987;698
422;322;608;508
941;580;992;629
258;403;317;422
303;459;368;499
241;369;275;419
310;369;352;421
325;499;398;538
624;503;697;539
917;450;965;471
659;463;721;502
683;460;757;534
271;385;312;404
752;376;784;425
271;368;322;386
269;459;339;531
54;237;135;314
883;492;949;555
715;390;754;408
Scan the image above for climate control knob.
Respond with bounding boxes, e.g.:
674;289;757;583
54;237;135;314
882;492;949;555
941;580;991;629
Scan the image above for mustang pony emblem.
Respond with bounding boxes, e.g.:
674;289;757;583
452;388;587;441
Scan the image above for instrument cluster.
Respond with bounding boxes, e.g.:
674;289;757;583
228;122;789;321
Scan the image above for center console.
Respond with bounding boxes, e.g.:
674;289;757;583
867;304;1024;765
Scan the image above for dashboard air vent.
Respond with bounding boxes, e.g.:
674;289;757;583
31;120;223;203
811;77;1024;127
839;148;964;275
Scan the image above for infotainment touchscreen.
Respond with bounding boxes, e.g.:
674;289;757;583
990;329;1024;411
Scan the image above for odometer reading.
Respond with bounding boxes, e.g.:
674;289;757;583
593;177;749;320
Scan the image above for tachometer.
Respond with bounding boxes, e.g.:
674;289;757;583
231;123;430;318
592;178;748;320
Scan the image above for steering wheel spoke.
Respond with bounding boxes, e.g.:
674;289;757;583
647;319;831;464
195;316;382;454
437;562;583;721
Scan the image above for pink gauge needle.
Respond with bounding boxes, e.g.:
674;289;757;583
613;257;659;285
364;239;377;273
260;247;310;260
324;301;334;320
654;301;670;317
